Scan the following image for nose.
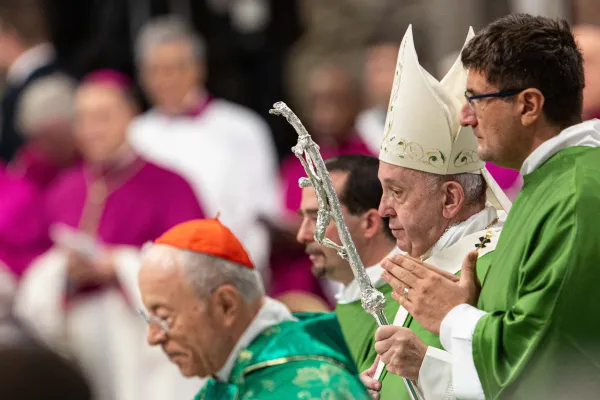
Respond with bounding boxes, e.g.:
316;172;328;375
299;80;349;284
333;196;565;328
146;324;167;347
296;218;315;244
459;102;478;127
378;195;395;219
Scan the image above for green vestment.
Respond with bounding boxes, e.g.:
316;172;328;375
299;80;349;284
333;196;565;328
377;252;496;400
335;283;399;372
474;146;600;399
194;313;371;400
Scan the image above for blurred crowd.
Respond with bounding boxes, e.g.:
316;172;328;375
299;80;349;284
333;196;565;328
0;0;599;399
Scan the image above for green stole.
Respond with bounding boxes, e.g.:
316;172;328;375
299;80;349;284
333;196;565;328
195;313;371;400
335;283;399;372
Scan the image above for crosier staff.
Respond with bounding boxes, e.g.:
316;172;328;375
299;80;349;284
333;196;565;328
269;102;423;400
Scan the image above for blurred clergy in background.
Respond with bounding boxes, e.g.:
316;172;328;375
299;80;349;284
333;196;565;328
14;69;206;400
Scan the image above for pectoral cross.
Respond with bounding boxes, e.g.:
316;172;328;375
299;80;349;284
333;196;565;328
475;231;493;250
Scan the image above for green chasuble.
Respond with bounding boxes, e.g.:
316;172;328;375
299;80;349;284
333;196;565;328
377;252;496;400
335;283;400;372
194;313;371;400
474;146;600;399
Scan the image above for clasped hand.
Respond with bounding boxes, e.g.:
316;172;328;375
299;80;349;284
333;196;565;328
381;250;481;334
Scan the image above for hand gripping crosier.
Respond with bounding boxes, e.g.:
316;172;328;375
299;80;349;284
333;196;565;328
270;102;423;400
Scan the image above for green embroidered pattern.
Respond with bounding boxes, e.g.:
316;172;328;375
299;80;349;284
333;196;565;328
382;135;446;167
453;149;479;167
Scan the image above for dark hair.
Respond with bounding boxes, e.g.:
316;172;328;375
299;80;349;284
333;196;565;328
325;154;394;241
461;13;584;128
0;0;49;45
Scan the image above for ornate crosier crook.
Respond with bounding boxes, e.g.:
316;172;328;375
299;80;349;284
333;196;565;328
269;102;423;400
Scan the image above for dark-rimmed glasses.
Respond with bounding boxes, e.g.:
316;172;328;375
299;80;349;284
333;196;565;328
464;89;526;113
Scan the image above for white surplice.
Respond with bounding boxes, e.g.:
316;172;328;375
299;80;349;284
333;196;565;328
128;99;281;275
13;247;205;400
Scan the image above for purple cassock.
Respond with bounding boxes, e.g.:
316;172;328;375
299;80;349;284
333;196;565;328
9;144;80;190
0;163;50;278
44;155;205;249
270;134;374;306
485;162;520;191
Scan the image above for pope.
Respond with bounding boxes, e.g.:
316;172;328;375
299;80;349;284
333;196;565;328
382;14;600;399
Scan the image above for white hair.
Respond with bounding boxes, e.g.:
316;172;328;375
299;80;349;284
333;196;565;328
424;172;487;206
135;15;205;65
141;244;264;304
17;73;77;135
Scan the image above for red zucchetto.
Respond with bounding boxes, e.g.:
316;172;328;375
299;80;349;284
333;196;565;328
154;219;254;269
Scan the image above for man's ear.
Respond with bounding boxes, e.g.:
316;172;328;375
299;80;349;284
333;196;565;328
210;284;242;328
519;88;545;127
362;209;383;239
441;181;464;219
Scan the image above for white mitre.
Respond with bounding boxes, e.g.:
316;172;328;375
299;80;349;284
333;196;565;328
379;25;512;212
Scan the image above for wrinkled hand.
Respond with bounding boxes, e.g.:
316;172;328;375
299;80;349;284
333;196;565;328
360;356;381;400
381;250;481;334
374;326;427;380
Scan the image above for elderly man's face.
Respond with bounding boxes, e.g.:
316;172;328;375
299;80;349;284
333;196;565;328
138;258;231;378
378;162;448;257
140;40;203;114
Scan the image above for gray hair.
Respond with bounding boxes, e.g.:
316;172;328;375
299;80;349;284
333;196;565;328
424;172;487;206
142;244;264;304
135;15;205;65
17;73;77;135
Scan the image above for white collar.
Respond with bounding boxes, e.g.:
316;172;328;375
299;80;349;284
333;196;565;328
335;247;401;305
6;43;55;85
423;206;499;261
520;119;600;175
215;297;295;382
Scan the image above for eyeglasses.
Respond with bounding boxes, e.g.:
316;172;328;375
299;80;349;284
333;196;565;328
464;89;526;113
137;308;170;334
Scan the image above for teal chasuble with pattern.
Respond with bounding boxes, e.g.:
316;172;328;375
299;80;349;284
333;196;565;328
195;313;371;400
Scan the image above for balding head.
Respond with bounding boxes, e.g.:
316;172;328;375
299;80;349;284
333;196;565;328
573;24;600;118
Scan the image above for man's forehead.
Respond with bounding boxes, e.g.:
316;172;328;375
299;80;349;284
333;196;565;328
466;70;495;93
299;170;348;207
139;264;188;310
145;40;195;62
139;261;184;293
378;162;419;185
329;171;348;192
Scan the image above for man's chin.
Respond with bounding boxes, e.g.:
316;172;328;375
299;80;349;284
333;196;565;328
394;239;411;254
177;363;201;378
